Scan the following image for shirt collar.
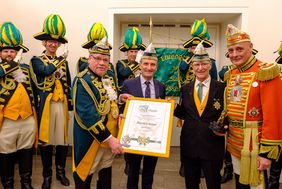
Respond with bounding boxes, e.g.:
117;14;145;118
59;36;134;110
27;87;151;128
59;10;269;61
140;75;154;85
195;76;211;87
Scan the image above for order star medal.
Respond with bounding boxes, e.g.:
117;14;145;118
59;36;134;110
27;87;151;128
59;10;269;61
213;99;221;110
231;74;243;102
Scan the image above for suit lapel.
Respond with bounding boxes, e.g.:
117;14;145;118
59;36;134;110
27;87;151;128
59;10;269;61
136;77;144;97
187;80;199;117
201;79;217;117
153;80;160;98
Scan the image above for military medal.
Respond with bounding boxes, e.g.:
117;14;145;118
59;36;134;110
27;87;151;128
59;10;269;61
213;99;221;110
248;107;259;117
231;74;243;102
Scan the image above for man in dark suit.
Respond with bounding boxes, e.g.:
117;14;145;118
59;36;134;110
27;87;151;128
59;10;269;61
120;43;166;189
174;42;226;189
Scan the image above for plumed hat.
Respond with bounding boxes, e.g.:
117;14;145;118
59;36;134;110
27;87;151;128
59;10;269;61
34;14;67;44
226;24;251;47
82;22;112;49
0;22;29;52
183;19;213;48
119;27;146;52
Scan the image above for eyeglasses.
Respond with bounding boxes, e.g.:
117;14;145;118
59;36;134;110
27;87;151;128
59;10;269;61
192;62;210;68
46;40;60;45
90;55;110;63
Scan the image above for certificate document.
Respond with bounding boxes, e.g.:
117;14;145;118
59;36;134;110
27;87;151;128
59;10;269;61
118;97;174;158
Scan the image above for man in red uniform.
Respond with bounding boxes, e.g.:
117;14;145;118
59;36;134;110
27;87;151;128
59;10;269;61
225;24;282;189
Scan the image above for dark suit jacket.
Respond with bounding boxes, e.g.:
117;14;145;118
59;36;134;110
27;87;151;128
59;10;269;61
121;76;166;107
174;79;226;160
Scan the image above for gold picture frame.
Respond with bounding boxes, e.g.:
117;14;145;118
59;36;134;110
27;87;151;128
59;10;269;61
118;97;175;158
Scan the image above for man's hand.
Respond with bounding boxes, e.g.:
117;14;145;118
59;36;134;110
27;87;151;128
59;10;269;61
118;114;125;128
257;156;272;171
213;130;226;136
212;125;228;136
107;136;124;155
119;93;132;103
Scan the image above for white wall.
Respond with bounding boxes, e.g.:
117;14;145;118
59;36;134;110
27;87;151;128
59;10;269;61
1;0;282;77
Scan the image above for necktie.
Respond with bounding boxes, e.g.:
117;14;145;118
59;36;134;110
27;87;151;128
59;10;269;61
197;83;204;102
145;81;151;98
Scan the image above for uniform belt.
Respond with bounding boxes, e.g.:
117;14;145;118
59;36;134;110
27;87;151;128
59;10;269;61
228;119;262;128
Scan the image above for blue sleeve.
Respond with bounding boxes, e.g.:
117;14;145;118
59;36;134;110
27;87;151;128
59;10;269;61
210;59;218;80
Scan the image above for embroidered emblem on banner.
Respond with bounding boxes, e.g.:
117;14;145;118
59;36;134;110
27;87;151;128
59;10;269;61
231;74;243;102
248;107;259;117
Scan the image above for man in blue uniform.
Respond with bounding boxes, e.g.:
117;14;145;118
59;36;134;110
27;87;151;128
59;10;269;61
30;14;72;189
0;22;37;189
116;27;146;91
72;37;123;189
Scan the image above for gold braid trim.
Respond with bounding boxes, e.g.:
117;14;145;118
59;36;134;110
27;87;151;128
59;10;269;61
183;56;195;85
223;65;235;82
259;139;282;160
256;62;280;81
29;57;56;91
259;145;281;160
80;78;110;116
128;61;139;73
239;127;252;185
237;55;256;72
0;76;16;94
88;120;106;135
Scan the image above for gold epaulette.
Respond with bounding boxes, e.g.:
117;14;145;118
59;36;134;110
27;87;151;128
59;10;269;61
79;57;88;63
77;68;88;78
256;62;280;81
223;65;235;82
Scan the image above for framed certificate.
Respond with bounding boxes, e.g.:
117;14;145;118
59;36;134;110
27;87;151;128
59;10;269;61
117;97;175;158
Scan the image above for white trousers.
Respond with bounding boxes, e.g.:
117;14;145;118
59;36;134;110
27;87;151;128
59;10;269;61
0;116;36;153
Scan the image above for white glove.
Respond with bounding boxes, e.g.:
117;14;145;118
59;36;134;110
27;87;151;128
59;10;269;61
135;50;144;64
62;44;69;59
12;67;27;83
14;49;23;63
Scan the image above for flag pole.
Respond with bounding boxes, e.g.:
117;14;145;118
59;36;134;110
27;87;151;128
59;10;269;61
149;16;152;43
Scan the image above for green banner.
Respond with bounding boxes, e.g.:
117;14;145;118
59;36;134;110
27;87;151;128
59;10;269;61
154;48;189;96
